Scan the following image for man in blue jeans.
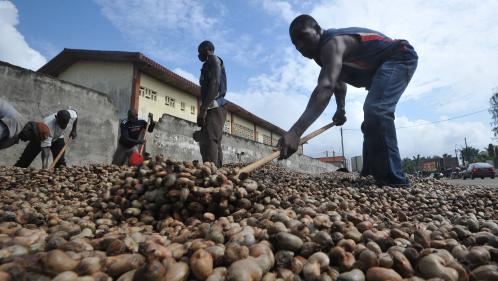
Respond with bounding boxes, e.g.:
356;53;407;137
278;15;418;187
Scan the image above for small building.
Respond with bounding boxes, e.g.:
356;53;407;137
38;49;300;150
420;160;438;172
315;156;346;168
351;155;363;172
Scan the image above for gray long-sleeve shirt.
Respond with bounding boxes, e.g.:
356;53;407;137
0;99;24;149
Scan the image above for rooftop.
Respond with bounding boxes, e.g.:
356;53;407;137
38;48;286;135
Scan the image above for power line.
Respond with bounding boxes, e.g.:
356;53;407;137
341;108;488;131
396;109;488;129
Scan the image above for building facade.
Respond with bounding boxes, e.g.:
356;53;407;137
38;49;298;150
315;156;346;169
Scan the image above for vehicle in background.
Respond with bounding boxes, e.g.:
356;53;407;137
462;163;496;179
429;172;443;179
449;167;462;179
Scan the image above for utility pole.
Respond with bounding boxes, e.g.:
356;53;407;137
464;137;469;164
340;127;345;167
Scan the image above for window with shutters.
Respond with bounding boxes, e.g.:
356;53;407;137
165;96;175;108
140;86;157;101
180;102;186;111
233;123;254;140
262;134;272;145
223;119;231;133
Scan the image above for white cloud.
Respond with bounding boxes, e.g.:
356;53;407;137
230;0;496;160
173;67;198;84
256;0;298;23
95;0;266;67
0;1;46;70
95;0;218;64
308;0;498;114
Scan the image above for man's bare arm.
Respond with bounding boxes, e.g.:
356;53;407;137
332;81;347;125
41;147;50;169
289;38;345;137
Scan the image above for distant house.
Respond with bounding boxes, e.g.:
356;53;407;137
315;156;346;168
38;48;303;151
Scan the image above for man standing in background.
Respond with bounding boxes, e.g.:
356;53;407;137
197;40;228;167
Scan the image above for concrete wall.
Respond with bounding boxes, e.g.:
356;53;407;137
0;61;119;167
139;73;198;122
149;114;338;174
58;61;133;118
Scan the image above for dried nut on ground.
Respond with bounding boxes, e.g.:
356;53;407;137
274;232;303;252
302;252;329;281
106;254;145;279
365;267;403;281
337;268;365;281
52;271;79;281
358;249;379;270
75;256;105;275
2;159;498;281
191;249;214;280
417;252;459;281
225;243;249;264
133;259;166;281
390;250;415;277
469;264;498;281
226;242;274;281
329;246;355;271
42;250;80;274
206;267;227;281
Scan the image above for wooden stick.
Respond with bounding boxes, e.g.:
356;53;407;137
237;122;335;176
49;137;72;170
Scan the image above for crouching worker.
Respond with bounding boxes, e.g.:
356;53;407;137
15;109;78;169
112;110;155;166
0;99;50;150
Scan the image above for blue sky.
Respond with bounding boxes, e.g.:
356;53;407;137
2;0;497;160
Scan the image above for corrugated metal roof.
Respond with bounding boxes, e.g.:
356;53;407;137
38;48;286;135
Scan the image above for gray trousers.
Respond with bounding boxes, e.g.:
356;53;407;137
199;106;227;167
112;143;138;166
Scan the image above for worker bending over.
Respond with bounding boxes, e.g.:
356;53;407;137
112;110;155;166
16;109;78;169
278;15;418;187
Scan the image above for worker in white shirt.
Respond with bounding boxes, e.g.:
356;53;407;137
15;109;78;169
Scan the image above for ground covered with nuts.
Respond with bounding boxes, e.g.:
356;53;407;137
0;156;497;281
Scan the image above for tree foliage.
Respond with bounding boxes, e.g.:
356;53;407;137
462;146;480;163
402;158;416;174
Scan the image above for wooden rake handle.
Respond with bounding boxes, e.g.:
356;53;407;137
139;113;153;155
236;122;335;176
49;137;72;170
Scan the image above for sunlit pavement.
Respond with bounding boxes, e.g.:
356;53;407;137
443;177;498;187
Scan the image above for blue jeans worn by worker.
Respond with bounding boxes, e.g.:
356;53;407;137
360;45;418;187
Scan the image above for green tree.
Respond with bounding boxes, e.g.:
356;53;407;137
490;89;498;137
487;144;495;158
462;146;480;163
402;158;416;174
